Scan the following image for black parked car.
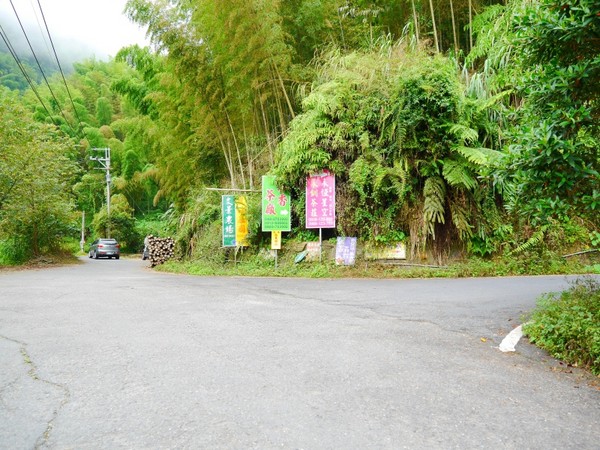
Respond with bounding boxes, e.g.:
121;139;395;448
89;238;121;259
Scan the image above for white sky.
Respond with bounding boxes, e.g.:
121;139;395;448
1;0;149;62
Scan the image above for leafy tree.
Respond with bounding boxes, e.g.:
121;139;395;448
470;0;600;225
91;193;140;250
505;0;600;224
96;97;114;125
73;173;106;215
0;88;77;261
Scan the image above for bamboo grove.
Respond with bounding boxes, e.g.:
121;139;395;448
0;0;598;263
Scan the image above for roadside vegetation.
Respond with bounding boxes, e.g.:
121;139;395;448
0;0;598;371
524;278;600;376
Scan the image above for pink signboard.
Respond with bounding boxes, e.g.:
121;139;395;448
306;171;335;229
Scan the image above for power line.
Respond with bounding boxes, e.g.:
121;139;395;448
36;0;85;132
9;0;78;135
28;0;53;58
0;23;57;125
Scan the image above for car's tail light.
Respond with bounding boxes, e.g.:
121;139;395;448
116;244;121;248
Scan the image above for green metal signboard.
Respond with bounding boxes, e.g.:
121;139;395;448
261;176;291;231
222;195;236;247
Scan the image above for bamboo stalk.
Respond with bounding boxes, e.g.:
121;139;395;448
272;61;295;119
450;0;459;52
429;0;440;52
224;109;247;189
411;0;420;44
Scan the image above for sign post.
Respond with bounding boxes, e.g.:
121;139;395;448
271;230;281;268
306;171;336;262
262;176;291;268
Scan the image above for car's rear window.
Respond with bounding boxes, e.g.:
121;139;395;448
101;239;118;244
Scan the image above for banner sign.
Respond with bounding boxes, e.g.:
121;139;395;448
222;195;236;247
335;237;357;266
306;171;335;229
305;242;321;261
262;176;291;231
271;231;282;250
364;242;406;260
235;196;249;247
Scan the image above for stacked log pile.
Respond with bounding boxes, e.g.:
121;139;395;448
147;235;175;267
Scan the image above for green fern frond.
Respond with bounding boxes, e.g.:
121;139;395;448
448;124;479;145
442;160;477;190
450;202;474;240
388;160;410;200
454;146;503;166
423;176;446;237
512;225;549;254
476;89;512;113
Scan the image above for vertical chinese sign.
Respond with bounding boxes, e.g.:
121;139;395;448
222;195;236;247
222;195;249;247
306;171;335;229
261;176;291;232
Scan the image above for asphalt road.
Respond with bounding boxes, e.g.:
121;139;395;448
0;258;598;449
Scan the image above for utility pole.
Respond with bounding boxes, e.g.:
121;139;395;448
90;147;111;238
80;211;85;253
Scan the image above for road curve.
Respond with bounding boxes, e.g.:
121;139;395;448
1;258;598;449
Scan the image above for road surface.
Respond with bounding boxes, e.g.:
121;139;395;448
1;258;598;449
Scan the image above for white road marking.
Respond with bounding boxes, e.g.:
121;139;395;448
499;325;524;352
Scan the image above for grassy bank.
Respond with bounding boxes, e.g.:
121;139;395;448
154;248;599;279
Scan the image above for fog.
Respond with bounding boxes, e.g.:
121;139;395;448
0;0;148;72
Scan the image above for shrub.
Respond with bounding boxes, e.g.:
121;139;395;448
524;277;600;375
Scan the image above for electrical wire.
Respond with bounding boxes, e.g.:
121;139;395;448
0;23;57;126
28;0;53;59
36;0;85;132
9;0;78;135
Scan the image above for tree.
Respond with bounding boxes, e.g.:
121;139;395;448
91;194;139;250
96;97;114;125
497;0;600;224
0;88;77;261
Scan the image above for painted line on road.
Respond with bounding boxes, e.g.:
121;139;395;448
499;325;524;352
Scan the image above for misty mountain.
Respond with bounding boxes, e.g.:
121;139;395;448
0;14;104;91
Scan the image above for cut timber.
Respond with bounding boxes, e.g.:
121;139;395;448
146;235;175;267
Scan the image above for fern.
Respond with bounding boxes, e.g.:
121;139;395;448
450;202;474;240
448;124;479;144
442;159;477;190
454;146;503;166
423;176;446;237
512;225;549;254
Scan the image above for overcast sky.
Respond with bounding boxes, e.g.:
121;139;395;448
1;0;149;63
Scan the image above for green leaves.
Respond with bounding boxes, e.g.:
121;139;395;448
524;277;600;375
423;176;447;236
442;160;477;190
0;88;77;259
